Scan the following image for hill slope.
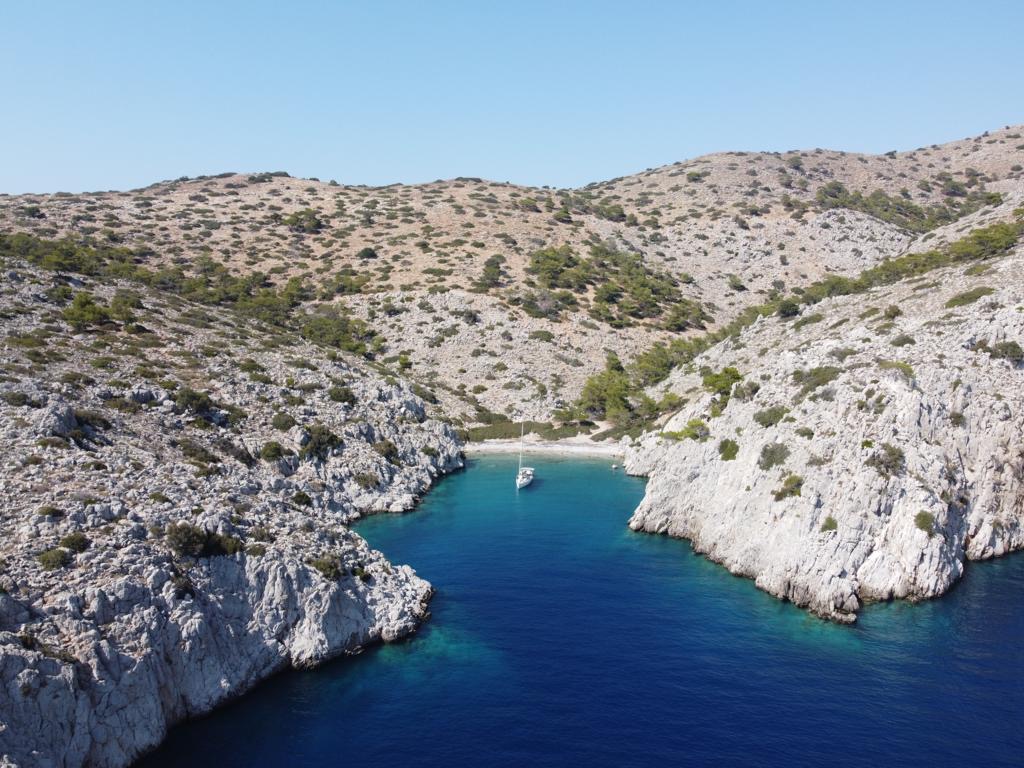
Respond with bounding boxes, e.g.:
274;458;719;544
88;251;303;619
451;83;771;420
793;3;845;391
3;126;1022;423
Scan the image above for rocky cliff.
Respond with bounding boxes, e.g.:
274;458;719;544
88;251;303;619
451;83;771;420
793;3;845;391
0;263;462;767
626;200;1024;621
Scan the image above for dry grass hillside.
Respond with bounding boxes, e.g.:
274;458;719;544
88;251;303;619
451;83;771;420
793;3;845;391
2;125;1022;426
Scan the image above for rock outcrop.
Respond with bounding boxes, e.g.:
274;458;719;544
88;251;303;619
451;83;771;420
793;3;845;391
626;206;1024;621
0;264;463;767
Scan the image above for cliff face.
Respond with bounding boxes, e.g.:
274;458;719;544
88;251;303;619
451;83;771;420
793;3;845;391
0;547;432;768
0;264;463;767
626;205;1024;622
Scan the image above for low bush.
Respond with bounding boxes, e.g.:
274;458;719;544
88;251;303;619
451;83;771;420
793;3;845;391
167;523;243;558
373;439;401;464
945;287;994;308
271;411;296;431
792;366;841;398
37;548;72;570
753;406;789;428
878;359;915;380
718;438;739;461
300;424;342;461
354;472;378;489
866;443;905;477
988;340;1024;364
773;474;803;501
58;532;90;553
308;556;342;580
758;442;790;470
62;291;110;330
260;441;291;460
328;385;356;404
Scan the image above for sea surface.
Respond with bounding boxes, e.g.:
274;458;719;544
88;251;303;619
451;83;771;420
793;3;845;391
141;455;1024;767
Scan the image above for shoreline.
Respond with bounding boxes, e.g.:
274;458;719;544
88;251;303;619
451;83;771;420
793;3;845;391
463;438;626;458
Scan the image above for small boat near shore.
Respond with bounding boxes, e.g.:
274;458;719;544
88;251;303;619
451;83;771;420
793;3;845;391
516;422;535;489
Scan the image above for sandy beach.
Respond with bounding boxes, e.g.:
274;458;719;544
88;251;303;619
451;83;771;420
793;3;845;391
463;437;626;458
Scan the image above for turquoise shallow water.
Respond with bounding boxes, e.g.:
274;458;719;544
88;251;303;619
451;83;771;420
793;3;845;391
140;455;1024;767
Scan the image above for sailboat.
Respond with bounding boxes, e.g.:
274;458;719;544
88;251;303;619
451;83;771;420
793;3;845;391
515;422;535;489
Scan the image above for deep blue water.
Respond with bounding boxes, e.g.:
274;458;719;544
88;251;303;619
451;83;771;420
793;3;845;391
141;455;1024;767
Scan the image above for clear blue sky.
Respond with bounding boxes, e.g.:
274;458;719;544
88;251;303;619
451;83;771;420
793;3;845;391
3;0;1022;193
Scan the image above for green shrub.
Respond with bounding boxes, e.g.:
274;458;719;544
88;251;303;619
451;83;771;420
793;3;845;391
792;312;824;330
702;366;743;415
758;442;790;470
175;387;219;420
354;472;378;489
1;391;33;407
282;208;324;233
753;406;789;427
878;359;915;380
718;439;739;461
37;548;72;570
292;491;312;507
166;523;243;558
373;439;401;464
773;474;803;501
178;438;220;465
866;443;905;477
820;515;838;532
529;329;555;342
945;287;994;308
300;424;342;460
663;419;709;442
792;366;840;397
914;511;936;535
308;556;342;580
890;334;915;347
166;523;207;557
58;532;90;553
272;411;296;431
328;385;356;404
62;291;110;330
776;299;800;318
260;441;291;460
988;340;1024;363
205;533;243;557
300;309;374;356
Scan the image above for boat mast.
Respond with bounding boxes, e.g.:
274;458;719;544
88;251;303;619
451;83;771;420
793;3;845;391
518;421;524;472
